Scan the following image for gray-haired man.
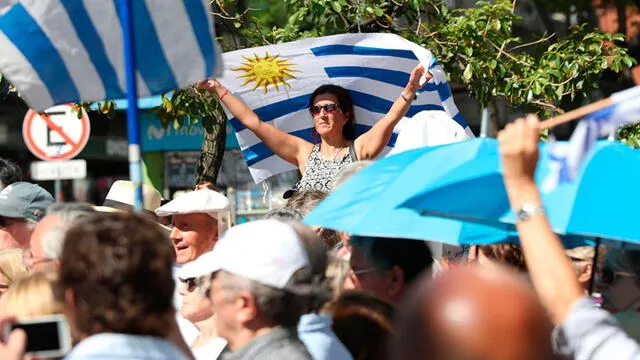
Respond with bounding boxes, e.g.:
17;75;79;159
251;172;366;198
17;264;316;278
26;203;95;272
179;220;314;360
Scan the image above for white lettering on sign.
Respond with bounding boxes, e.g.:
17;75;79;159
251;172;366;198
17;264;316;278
30;160;87;181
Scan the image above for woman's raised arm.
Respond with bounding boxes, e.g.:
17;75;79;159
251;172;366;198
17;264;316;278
354;65;430;160
198;79;313;168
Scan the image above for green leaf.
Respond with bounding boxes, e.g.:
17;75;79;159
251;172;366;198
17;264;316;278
624;56;634;68
555;84;564;99
465;47;473;57
463;63;473;81
532;82;542;95
374;8;384;17
332;1;341;13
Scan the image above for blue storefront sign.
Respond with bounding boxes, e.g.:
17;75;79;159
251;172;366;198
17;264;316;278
141;112;239;152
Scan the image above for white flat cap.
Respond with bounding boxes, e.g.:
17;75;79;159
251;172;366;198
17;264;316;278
177;220;310;290
155;189;229;218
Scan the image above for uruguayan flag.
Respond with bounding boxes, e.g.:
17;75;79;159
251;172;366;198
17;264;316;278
543;85;640;192
219;33;473;184
0;0;220;111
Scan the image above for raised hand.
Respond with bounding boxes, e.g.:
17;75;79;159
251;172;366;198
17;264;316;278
497;114;540;188
406;64;432;95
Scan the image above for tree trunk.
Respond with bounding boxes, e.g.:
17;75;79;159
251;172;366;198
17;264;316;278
195;103;227;185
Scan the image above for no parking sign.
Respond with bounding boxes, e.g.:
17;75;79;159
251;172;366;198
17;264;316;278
22;104;90;161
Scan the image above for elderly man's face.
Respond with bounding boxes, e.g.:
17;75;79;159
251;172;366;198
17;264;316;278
210;274;236;342
26;214;60;272
0;217;34;250
170;213;218;264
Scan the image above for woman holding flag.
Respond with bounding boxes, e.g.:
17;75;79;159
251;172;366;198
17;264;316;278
198;64;430;193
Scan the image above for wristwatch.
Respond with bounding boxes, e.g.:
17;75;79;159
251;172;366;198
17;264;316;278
515;204;545;223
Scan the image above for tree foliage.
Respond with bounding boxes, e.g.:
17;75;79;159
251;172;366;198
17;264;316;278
212;0;639;143
2;0;639;145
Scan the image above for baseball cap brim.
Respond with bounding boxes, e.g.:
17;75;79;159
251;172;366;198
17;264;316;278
0;205;26;219
177;251;221;279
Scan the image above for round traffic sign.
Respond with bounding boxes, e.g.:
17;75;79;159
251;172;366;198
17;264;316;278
22;104;91;161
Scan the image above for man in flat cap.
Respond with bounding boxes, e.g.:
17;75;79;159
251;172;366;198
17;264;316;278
155;189;230;345
0;182;53;250
155;189;230;265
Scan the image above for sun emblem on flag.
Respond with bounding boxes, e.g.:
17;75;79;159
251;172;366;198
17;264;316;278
232;52;300;93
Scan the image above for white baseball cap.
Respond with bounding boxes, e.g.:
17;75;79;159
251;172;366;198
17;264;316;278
178;220;310;290
155;189;229;218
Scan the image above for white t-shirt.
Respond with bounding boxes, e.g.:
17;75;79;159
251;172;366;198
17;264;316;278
192;337;228;360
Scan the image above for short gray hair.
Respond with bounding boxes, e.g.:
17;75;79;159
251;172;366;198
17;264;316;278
332;160;373;190
42;203;95;259
216;269;310;328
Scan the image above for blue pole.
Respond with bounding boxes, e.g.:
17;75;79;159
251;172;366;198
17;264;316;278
119;0;144;211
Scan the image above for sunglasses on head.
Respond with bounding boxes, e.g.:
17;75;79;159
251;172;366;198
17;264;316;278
310;103;341;115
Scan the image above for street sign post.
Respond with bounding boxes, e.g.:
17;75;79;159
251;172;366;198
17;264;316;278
30;160;87;181
23;104;91;201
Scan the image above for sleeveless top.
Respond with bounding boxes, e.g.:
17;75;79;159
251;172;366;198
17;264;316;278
296;143;356;193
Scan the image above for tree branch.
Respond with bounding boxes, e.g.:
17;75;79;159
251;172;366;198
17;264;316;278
508;33;556;51
487;38;530;66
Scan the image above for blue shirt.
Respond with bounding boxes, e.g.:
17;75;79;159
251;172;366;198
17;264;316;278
297;313;353;360
65;333;190;360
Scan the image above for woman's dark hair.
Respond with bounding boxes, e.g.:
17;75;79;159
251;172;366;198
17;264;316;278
327;290;396;360
309;85;357;140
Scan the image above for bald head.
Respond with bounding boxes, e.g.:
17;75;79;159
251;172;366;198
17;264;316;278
395;265;557;360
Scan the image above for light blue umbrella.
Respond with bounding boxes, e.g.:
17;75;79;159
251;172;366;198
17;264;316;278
401;140;640;244
304;138;591;247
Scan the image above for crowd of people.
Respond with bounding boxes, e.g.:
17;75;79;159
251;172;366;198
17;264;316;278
0;80;639;360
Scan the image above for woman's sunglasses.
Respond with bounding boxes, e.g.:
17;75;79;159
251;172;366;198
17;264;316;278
180;276;212;297
180;277;198;291
310;103;341;115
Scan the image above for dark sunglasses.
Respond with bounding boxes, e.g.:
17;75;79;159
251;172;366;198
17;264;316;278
180;277;197;291
310;103;341;115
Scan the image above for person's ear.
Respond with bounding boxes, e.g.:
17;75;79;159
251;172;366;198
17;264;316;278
64;288;82;341
64;289;75;313
387;265;405;299
235;290;258;325
578;263;593;284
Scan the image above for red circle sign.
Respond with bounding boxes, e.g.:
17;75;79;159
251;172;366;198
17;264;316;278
22;104;90;161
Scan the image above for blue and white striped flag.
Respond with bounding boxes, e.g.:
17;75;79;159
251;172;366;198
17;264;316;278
219;33;473;184
543;85;640;192
0;0;220;111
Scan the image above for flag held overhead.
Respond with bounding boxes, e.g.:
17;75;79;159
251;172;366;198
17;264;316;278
219;33;473;184
0;0;221;111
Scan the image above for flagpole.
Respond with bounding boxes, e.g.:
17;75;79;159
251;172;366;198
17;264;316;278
539;97;613;129
119;0;144;211
539;85;640;129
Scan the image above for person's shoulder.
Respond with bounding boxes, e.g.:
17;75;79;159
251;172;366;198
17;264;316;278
265;337;314;360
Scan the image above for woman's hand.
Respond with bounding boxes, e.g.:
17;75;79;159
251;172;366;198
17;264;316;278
196;79;223;94
0;315;26;360
405;64;432;95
